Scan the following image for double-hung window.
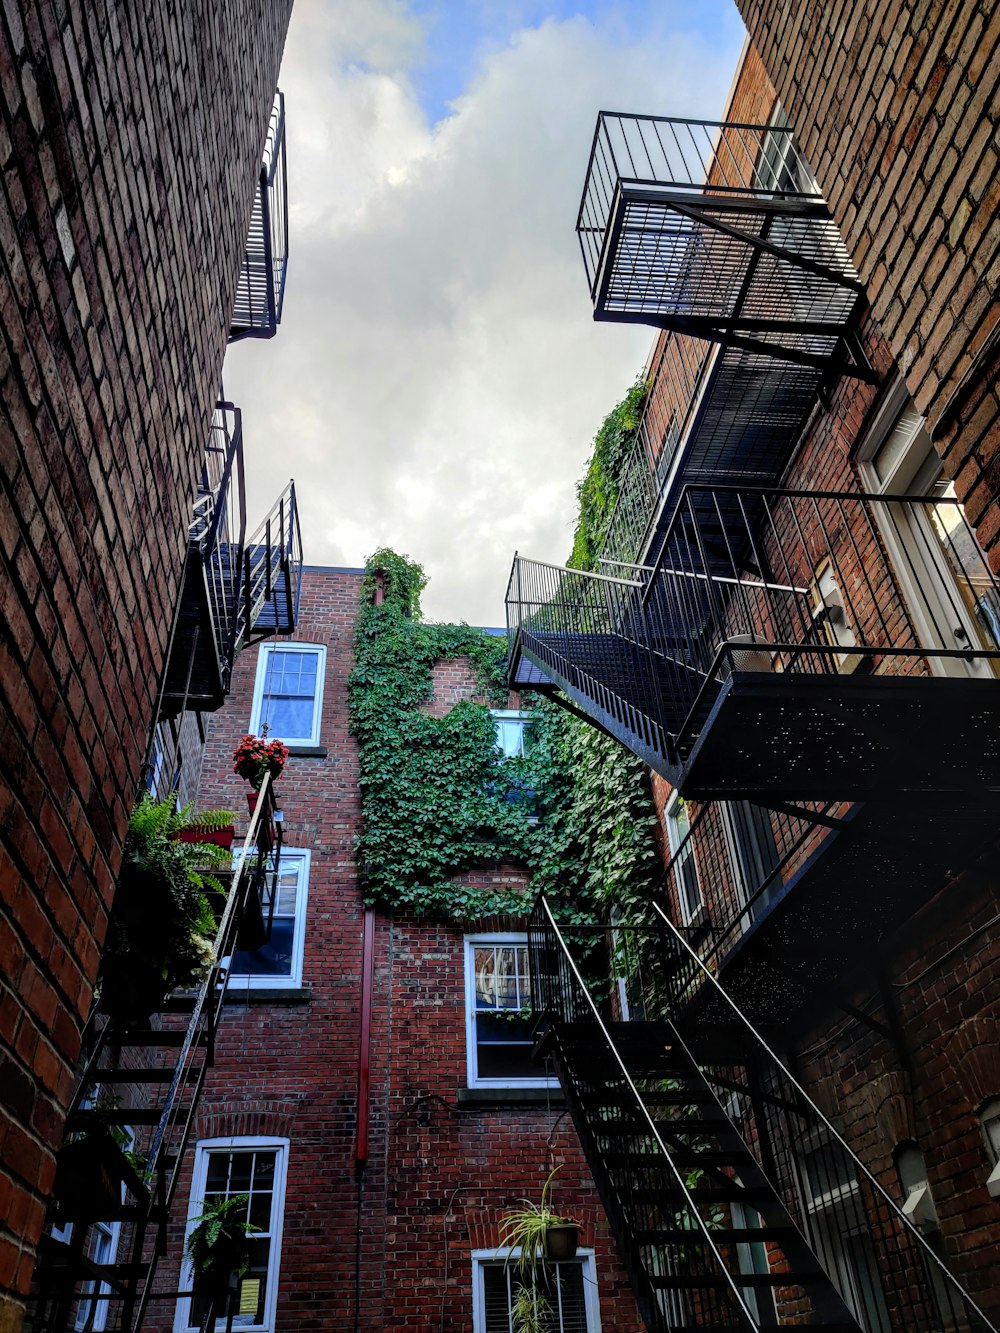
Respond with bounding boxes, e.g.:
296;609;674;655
472;1251;599;1332
465;936;553;1088
229;850;309;989
249;644;326;747
663;791;701;923
175;1138;288;1333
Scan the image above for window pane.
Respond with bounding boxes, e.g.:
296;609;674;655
262;696;315;739
482;1261;589;1333
233;919;295;978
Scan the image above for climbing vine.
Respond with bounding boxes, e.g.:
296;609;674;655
349;377;662;925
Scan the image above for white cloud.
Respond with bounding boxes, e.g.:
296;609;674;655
225;1;743;623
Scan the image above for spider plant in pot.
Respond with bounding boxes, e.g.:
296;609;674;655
498;1165;580;1270
186;1194;259;1305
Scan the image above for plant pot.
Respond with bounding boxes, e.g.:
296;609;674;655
174;825;235;851
53;1134;126;1221
543;1223;579;1263
246;790;277;852
99;953;171;1024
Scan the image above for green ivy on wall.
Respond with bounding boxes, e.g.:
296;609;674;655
349;379;661;924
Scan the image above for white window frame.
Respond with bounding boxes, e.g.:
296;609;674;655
490;709;533;758
471;1249;601;1333
663;791;702;924
464;935;556;1090
857;381;995;681
227;849;310;991
174;1137;289;1333
248;644;326;747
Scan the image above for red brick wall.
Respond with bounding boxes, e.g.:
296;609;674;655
0;3;291;1324
733;1;1000;568
152;569;645;1332
791;863;1000;1316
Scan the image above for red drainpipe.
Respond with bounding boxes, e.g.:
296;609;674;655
356;569;384;1167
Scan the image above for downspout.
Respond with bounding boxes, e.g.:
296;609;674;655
353;570;383;1332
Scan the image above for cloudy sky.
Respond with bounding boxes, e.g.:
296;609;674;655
224;0;745;623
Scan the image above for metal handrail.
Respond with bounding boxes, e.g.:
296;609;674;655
531;897;760;1329
530;899;998;1332
648;902;999;1333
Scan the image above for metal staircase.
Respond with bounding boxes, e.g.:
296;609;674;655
32;779;282;1333
527;897;997;1332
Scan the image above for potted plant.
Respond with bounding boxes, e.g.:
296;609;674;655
99;794;236;1022
53;1101;147;1222
233;732;289;799
498;1166;580;1271
510;1283;553;1333
186;1194;259;1306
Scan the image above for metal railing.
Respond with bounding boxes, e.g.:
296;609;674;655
576;112;865;376
230;91;288;340
192;402;247;693
238;480;303;644
509;485;1000;766
528;897;998;1332
33;778;282;1333
657;795;843;985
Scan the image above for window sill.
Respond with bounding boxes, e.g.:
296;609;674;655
457;1086;564;1108
286;746;328;758
224;986;313;1005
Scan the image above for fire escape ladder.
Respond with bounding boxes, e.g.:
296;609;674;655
238;479;303;646
33;779;283;1333
527;898;998;1333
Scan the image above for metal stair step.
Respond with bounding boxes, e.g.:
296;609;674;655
591;1115;727;1137
604;1149;745;1169
578;1088;718;1109
633;1225;798;1245
87;1069;177;1083
661;1323;861;1331
647;1269;831;1290
632;1182;772;1204
71;1107;178;1127
112;1029;207;1047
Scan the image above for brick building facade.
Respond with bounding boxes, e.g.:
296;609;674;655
507;15;1000;1331
151;566;645;1332
0;5;292;1330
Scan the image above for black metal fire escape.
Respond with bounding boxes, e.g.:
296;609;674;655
527;898;998;1332
507;486;1000;800
576;113;872;380
161;402;303;718
32;778;283;1333
229;91;288;342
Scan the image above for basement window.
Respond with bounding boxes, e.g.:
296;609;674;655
464;936;555;1089
472;1250;599;1333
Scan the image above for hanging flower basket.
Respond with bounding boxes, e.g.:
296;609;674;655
233;735;289;790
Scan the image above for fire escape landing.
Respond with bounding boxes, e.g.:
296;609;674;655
576;113;872;381
161;402;303;717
